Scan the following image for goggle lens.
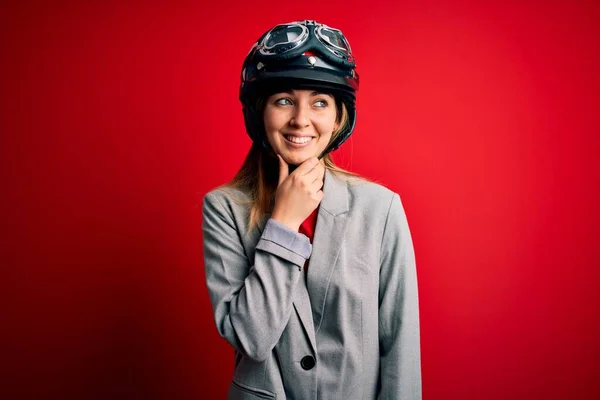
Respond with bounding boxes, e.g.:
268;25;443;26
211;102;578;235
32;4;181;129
263;25;305;51
319;27;350;54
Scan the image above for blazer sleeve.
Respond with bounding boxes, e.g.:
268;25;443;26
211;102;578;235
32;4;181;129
202;191;311;362
377;193;422;400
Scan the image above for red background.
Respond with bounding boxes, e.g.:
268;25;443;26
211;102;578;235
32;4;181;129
1;1;599;399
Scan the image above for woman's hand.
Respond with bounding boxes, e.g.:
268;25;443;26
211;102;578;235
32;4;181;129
271;155;324;232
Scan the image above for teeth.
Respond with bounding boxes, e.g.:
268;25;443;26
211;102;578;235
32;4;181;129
286;136;312;144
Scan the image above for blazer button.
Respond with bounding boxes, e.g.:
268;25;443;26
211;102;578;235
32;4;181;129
300;356;316;370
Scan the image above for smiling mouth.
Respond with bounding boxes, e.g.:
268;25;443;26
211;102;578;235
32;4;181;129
284;135;314;144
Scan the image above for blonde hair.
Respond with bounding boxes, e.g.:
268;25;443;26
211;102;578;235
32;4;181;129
226;97;361;231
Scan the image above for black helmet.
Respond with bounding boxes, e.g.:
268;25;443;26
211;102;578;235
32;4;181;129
239;20;359;157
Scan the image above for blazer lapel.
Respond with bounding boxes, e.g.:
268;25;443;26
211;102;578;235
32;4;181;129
293;269;317;353
306;169;350;332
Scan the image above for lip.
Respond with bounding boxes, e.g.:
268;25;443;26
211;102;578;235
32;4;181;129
283;134;315;148
283;133;315;138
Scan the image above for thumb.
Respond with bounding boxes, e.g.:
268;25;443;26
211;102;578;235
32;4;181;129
277;154;289;186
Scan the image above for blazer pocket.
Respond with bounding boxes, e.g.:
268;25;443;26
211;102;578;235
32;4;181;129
229;380;276;400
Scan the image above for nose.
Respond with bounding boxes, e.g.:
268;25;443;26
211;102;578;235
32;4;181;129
289;102;310;128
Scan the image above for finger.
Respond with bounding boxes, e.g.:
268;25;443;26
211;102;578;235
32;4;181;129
315;161;325;178
311;178;324;192
293;157;319;176
277;154;289;186
315;189;324;202
304;161;325;183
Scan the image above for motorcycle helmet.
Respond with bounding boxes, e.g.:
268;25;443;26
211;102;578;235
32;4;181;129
239;20;359;158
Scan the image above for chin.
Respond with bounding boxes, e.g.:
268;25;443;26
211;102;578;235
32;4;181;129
283;154;307;166
282;151;316;166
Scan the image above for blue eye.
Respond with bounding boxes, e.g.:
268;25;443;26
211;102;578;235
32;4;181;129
314;100;328;107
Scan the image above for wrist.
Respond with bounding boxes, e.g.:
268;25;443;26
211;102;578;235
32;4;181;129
270;213;300;232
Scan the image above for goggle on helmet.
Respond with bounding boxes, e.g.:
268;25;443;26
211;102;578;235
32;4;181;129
239;20;359;157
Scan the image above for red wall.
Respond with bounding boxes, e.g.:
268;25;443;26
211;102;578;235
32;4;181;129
2;1;599;399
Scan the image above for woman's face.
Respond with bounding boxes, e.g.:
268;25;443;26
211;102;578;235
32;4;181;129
263;89;339;166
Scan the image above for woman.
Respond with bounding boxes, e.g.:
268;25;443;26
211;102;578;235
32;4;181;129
203;20;421;399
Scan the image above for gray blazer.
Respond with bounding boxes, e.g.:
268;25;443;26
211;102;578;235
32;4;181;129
202;169;421;399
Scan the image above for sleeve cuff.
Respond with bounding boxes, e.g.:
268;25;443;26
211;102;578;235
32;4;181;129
257;218;313;261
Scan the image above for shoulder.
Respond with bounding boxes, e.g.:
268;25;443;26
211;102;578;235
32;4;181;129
348;177;395;200
203;184;252;217
341;177;413;250
335;173;398;211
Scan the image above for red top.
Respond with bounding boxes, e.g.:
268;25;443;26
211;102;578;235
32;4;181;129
298;206;319;269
